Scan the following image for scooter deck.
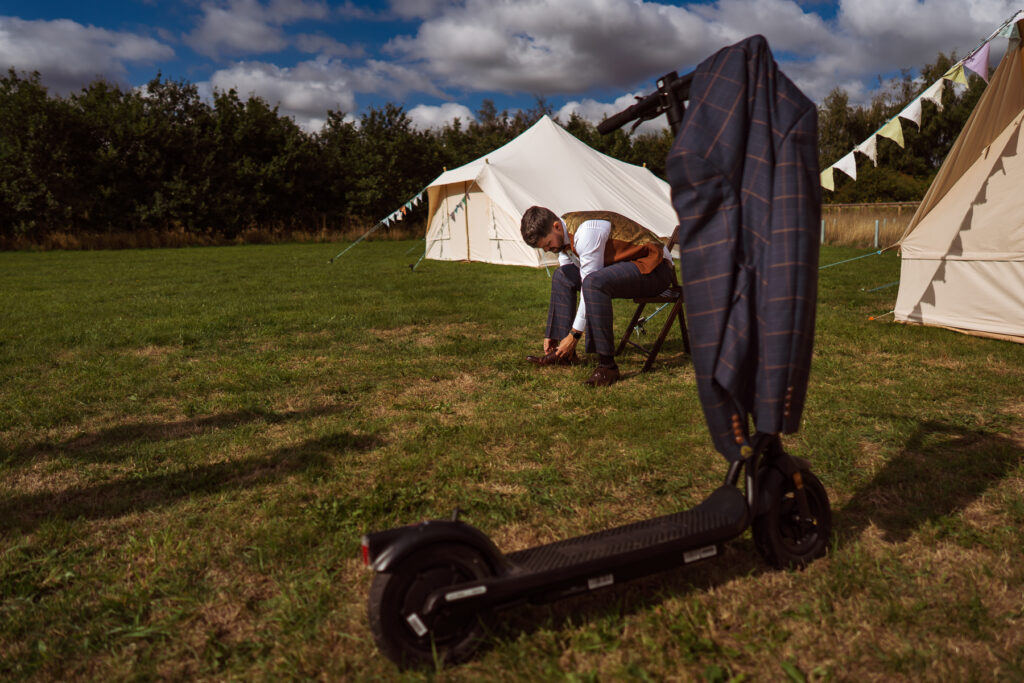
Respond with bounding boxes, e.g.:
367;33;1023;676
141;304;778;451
506;486;746;574
415;486;749;616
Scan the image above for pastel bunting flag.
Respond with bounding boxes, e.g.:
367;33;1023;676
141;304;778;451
834;151;857;181
820;167;835;192
942;63;968;85
921;80;945;111
855;135;878;166
898;97;923;128
964;41;991;81
877;117;905;148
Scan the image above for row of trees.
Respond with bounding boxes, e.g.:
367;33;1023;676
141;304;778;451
0;52;988;241
0;70;669;241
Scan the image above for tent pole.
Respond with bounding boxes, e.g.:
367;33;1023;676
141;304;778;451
464;181;471;262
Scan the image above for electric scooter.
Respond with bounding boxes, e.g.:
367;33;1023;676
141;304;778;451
360;71;832;670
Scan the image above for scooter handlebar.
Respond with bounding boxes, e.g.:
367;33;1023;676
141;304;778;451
596;89;662;134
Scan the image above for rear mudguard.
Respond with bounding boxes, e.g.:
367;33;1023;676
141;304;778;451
363;519;505;574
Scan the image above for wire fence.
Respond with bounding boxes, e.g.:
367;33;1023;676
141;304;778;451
820;202;920;248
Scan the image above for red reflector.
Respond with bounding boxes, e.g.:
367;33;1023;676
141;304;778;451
361;543;370;566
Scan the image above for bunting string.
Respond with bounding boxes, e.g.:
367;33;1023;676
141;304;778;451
328;186;428;263
820;10;1023;192
411;191;472;272
444;192;471;224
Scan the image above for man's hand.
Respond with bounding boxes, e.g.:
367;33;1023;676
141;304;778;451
555;332;578;358
543;338;557;355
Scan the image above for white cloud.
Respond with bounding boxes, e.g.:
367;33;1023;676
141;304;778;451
386;0;717;94
184;0;329;58
558;93;668;135
265;0;329;23
834;0;1019;71
407;102;475;129
294;33;364;58
387;0;456;20
204;56;444;131
206;59;357;129
383;0;1021;106
0;16;174;93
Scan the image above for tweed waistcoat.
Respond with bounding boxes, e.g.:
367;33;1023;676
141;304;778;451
561;211;664;274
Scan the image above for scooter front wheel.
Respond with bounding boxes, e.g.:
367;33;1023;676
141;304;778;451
368;542;493;669
752;468;831;569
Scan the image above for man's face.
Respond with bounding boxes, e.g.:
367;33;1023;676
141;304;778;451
536;221;565;253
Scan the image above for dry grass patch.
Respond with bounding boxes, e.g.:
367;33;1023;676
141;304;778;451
125;345;181;359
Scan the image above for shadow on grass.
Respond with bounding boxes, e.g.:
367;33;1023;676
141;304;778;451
6;405;349;466
615;343;691;377
835;418;1023;544
0;430;381;535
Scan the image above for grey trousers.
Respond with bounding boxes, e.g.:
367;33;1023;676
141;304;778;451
545;260;673;356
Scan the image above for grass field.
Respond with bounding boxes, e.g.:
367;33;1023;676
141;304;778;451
1;241;1022;681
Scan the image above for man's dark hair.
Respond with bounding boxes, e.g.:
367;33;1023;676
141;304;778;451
520;205;559;246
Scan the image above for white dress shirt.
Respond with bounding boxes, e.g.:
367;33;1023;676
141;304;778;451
557;218;673;334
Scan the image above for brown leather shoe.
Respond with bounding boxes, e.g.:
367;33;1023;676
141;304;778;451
526;351;582;366
585;365;620;386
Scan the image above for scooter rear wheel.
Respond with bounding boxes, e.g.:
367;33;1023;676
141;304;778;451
753;468;831;569
368;542;493;669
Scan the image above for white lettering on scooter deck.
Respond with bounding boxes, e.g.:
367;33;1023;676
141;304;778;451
445;585;487;602
683;545;718;563
406;613;428;636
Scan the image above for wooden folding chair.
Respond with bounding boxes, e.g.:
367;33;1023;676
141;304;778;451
614;227;690;372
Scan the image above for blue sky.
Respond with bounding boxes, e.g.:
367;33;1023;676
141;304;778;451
1;1;1019;132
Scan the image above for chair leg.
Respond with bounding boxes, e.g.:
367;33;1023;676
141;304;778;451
641;301;681;372
678;302;690;354
616;303;646;356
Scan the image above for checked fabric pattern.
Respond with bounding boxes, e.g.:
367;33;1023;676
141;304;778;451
666;35;821;461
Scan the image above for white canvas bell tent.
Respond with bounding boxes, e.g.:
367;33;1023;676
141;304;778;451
894;17;1024;342
423;115;678;268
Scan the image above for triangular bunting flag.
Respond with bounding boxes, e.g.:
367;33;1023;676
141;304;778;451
383;217;391;227
877;117;905;148
855;135;878;166
898;97;923;128
820;167;835;192
964;42;991;82
921;80;945;111
401;206;408;215
942;63;968;85
834;151;857;181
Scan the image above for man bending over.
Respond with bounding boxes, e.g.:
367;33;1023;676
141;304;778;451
520;206;674;387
